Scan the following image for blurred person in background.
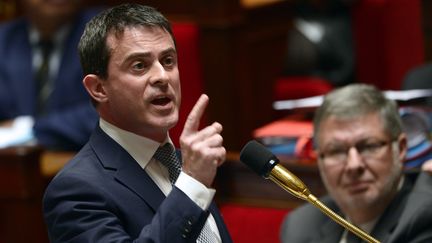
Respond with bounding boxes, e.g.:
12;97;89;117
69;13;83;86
283;0;358;87
280;84;432;243
0;0;102;150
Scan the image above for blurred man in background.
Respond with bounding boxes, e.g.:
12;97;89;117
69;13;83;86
0;0;101;150
281;84;432;242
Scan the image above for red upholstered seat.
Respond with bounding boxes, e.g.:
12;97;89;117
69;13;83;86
273;76;333;101
220;204;291;243
170;22;205;147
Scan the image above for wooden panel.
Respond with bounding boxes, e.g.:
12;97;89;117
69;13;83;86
0;0;17;21
422;0;432;62
197;1;294;150
0;146;48;243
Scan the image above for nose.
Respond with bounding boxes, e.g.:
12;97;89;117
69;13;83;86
345;147;365;173
149;61;169;86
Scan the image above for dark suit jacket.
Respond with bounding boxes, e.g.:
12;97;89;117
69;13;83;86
43;126;232;243
0;9;101;150
280;172;432;243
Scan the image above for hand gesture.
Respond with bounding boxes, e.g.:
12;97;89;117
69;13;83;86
180;94;226;187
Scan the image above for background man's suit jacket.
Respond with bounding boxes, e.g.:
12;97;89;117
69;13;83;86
280;172;432;243
0;9;100;150
43;126;232;242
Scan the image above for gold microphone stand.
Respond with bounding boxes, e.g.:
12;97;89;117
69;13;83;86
270;165;380;243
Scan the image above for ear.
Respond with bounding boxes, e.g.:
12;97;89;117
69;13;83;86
397;133;408;161
83;74;108;103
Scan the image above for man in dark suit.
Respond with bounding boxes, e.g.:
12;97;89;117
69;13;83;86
280;84;432;242
43;4;232;242
0;0;100;150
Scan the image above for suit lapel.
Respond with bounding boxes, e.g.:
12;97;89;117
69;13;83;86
89;127;165;212
370;177;413;242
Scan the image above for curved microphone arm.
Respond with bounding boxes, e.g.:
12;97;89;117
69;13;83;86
240;140;380;243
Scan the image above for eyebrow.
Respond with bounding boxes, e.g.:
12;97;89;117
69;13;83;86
122;47;177;64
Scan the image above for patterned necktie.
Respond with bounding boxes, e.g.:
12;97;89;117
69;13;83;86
154;143;181;184
153;143;216;243
35;40;54;115
197;220;217;243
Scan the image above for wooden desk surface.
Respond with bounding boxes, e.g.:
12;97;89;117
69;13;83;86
40;150;74;178
241;0;282;8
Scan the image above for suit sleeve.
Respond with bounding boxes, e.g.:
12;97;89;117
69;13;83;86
43;171;208;243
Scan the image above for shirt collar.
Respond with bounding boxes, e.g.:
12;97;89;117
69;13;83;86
29;23;71;47
99;118;172;169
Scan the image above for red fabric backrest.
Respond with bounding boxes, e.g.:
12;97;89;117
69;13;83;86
170;22;205;147
220;204;291;243
351;0;425;90
273;76;333;101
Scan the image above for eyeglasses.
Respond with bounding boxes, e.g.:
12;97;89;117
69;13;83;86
319;139;394;166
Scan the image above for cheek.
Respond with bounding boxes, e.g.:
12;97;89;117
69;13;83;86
319;163;342;187
374;160;402;186
171;76;181;103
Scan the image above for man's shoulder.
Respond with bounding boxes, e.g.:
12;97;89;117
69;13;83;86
404;171;432;211
386;172;432;242
286;196;337;223
0;18;27;44
51;143;100;181
280;196;337;242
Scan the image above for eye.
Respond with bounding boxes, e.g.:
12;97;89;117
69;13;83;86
359;141;385;154
132;61;146;71
161;54;177;69
326;147;346;157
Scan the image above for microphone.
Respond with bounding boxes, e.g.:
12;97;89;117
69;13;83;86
240;140;380;243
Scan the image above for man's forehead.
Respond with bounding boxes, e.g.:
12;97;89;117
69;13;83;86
318;114;387;142
106;26;173;48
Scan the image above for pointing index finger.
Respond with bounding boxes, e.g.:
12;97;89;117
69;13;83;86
183;94;209;135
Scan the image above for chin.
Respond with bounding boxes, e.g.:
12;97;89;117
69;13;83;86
340;191;380;210
158;116;178;130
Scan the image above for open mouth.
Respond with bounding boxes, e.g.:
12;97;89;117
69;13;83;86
151;96;172;106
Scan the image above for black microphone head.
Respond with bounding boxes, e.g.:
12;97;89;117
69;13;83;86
240;140;279;177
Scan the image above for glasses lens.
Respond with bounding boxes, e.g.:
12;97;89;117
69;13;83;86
320;139;390;166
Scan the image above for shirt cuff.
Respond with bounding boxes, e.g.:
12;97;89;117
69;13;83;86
175;171;215;210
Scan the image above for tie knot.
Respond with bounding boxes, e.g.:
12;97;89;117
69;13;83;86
38;39;54;58
154;143;181;184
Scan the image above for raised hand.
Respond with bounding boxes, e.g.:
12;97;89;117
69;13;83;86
179;94;226;187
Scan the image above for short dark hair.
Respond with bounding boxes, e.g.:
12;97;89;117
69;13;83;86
78;3;174;79
313;84;403;147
